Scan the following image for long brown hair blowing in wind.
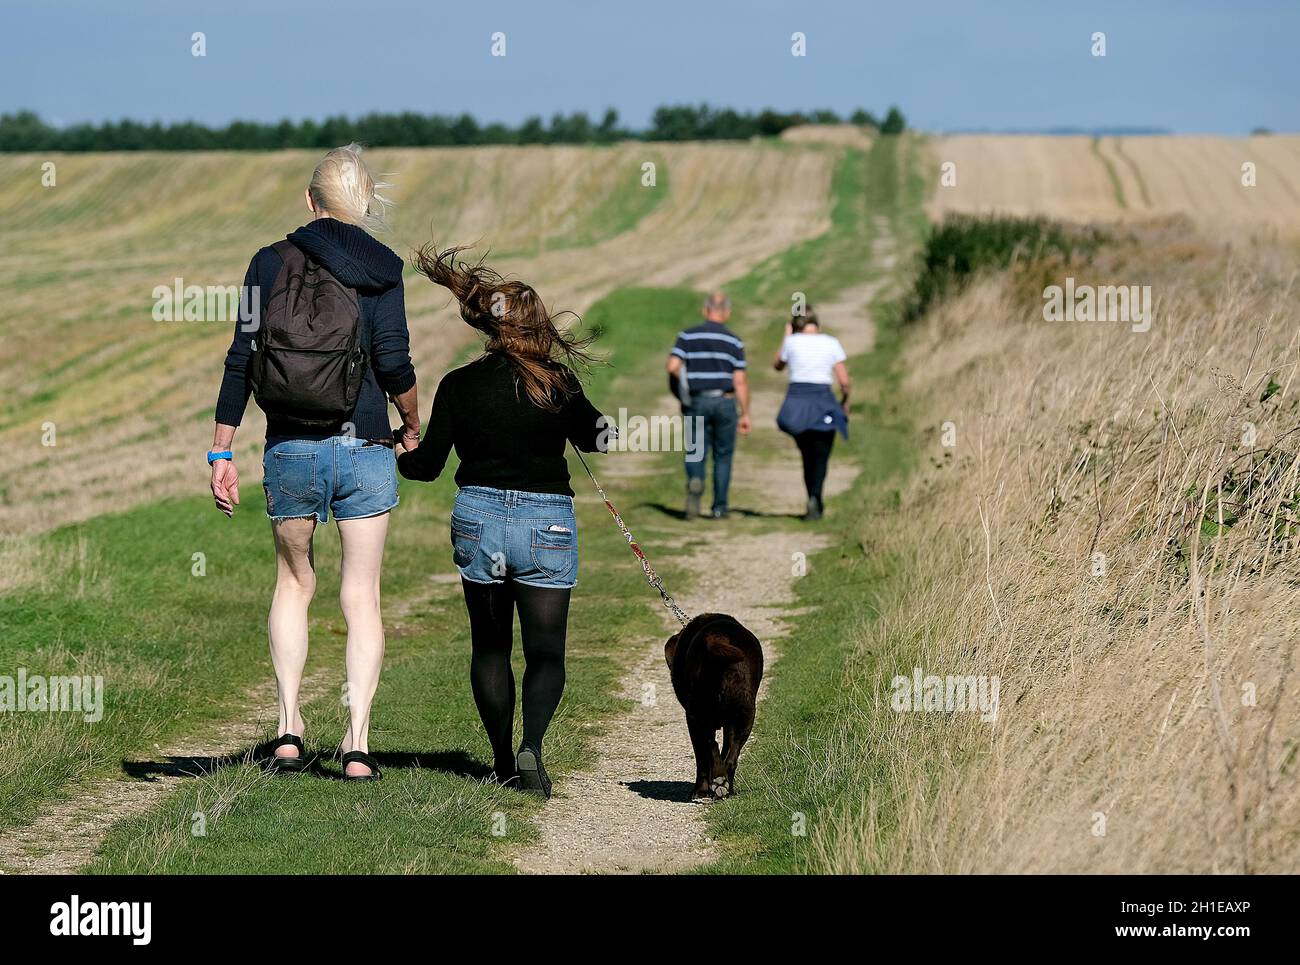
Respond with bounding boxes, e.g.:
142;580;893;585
413;244;597;411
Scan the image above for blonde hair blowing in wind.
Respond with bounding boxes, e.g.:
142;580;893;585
308;143;393;232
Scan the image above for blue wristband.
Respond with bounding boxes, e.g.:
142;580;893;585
207;450;233;464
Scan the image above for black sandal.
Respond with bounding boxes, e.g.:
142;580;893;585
341;750;381;781
259;734;307;773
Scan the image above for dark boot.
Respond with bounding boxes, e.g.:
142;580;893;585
685;477;703;518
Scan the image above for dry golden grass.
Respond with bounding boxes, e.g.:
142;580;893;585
811;221;1300;873
0;142;834;535
929;134;1300;242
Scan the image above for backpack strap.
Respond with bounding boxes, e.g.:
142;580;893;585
265;240;304;307
270;238;304;275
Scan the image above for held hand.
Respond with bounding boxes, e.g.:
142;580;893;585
210;458;240;517
738;414;752;435
393;425;420;454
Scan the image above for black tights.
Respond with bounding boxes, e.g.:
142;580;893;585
461;579;570;771
795;430;836;501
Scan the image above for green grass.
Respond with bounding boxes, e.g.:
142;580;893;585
1;498;291;834
905;211;1107;321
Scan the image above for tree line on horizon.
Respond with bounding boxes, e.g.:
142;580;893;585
0;105;906;152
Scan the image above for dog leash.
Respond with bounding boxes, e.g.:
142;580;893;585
571;446;691;627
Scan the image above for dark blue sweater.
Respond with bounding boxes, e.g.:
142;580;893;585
214;219;417;442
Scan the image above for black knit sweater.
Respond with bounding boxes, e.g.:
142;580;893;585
397;353;608;496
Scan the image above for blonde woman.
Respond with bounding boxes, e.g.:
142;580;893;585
209;145;421;780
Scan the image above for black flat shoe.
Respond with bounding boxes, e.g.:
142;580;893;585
515;745;551;798
258;734;307;773
341;750;381;781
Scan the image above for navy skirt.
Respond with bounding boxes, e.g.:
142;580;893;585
776;382;848;439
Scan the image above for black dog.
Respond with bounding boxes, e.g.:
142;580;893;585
664;613;763;799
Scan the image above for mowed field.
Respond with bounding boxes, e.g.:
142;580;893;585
0;142;835;542
928;134;1300;239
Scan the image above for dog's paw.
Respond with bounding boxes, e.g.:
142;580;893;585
710;776;730;799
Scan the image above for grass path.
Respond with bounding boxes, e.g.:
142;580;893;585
512;152;912;871
0;672;332;873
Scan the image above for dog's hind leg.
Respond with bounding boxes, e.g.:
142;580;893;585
686;715;721;800
721;704;755;796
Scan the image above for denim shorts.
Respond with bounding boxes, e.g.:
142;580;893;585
262;435;398;523
451;486;579;589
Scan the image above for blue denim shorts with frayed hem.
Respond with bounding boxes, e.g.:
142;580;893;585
262;435;398;523
451;486;578;589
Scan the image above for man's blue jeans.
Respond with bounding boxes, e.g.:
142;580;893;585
683;394;738;513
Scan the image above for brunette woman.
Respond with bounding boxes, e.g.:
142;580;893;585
396;246;609;797
773;304;850;520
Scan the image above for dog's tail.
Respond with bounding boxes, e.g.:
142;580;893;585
704;629;748;664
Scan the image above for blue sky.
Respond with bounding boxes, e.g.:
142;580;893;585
2;0;1296;133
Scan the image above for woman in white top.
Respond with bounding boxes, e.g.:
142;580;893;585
773;305;850;519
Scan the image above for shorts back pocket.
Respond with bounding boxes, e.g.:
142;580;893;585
530;525;576;581
349;444;394;494
450;515;482;568
273;451;317;499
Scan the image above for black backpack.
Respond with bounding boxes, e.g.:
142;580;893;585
249;240;366;427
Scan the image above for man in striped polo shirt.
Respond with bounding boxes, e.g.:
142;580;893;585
666;292;751;519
